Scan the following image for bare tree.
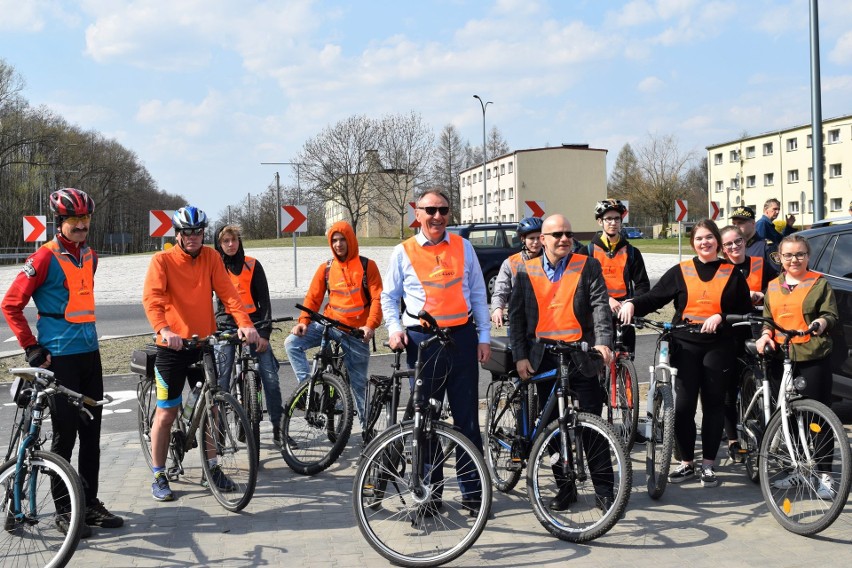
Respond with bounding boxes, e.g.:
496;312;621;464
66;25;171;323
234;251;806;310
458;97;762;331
470;125;510;165
630;134;696;235
432;124;466;224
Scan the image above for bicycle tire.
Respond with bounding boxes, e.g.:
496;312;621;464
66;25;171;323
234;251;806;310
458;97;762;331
353;421;492;567
646;382;675;500
484;380;523;492
759;398;852;536
738;366;764;483
243;370;262;460
0;451;85;568
198;391;258;512
137;377;157;470
612;358;640;452
363;375;392;445
281;372;353;475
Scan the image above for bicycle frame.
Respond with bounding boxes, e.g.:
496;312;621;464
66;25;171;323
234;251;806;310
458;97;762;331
607;322;635;411
645;324;677;440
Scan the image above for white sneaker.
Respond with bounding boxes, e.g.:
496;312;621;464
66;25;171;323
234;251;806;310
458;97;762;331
815;473;836;500
771;471;808;490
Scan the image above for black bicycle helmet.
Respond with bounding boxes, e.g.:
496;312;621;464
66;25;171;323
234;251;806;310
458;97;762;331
50;188;95;217
172;206;208;230
594;199;626;220
517;216;543;237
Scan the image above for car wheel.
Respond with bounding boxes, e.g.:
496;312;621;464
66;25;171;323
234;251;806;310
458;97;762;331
486;270;499;301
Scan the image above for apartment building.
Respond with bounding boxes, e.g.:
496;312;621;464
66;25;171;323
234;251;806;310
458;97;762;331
707;114;852;225
459;145;607;236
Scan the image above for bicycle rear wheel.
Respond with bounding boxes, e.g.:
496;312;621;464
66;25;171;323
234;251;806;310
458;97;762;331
527;413;631;543
611;358;639;452
759;398;852;535
0;451;85;568
198;392;258;512
137;377;156;470
646;382;675;500
353;421;492;567
242;370;262;460
281;372;353;475
737;366;764;483
484;379;523;492
363;375;392;445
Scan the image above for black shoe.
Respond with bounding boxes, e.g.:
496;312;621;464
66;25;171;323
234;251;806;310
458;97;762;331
55;514;92;539
414;499;443;519
549;482;578;511
237;423;246;443
462;499;481;518
633;431;648;445
273;425;282;448
595;494;615;514
85;500;124;528
728;442;746;464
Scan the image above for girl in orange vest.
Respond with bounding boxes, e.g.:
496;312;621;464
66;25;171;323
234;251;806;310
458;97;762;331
620;219;752;488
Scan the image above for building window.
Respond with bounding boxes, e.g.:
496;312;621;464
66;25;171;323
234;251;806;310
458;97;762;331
501;189;506;200
487;170;491;180
508;188;513;199
788;169;799;183
714;153;723;165
731;177;740;189
746;175;756;188
500;164;505;175
808;167;813;181
830;163;842;178
807;134;813;148
715;180;723;192
478;172;482;182
508;162;513;173
788;201;800;214
729;150;739;162
828;128;840;143
509;213;514;221
830;198;842;211
764;173;774;186
807;200;813;214
787;137;798;151
763;142;773;156
746;146;756;159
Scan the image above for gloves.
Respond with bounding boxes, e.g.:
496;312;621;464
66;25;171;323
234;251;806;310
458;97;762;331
25;344;50;368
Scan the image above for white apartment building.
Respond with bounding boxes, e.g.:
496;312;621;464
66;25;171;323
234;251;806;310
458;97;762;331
459;145;607;236
707;114;852;225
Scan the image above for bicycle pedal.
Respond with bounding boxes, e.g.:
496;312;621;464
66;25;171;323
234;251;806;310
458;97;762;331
507;459;523;472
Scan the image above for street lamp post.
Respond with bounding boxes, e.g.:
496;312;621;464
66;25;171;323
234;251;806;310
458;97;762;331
473;95;492;222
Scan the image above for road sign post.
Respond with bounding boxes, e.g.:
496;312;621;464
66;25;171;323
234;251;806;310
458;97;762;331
674;200;688;261
280;205;308;287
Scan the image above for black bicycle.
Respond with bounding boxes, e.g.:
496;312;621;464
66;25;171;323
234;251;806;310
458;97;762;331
279;304;361;475
362;344;410;445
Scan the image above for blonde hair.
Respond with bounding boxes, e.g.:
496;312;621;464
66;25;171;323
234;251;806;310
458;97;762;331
218;224;242;242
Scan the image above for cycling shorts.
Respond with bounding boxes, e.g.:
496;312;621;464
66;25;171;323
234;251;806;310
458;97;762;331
154;346;204;409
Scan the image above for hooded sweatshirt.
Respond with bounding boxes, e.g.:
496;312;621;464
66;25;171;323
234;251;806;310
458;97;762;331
298;220;383;330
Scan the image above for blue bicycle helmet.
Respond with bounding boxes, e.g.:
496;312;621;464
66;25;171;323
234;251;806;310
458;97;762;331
517;216;543;237
172;206;208;230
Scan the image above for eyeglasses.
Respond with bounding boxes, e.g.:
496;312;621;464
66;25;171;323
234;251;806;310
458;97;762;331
417;206;450;216
780;252;808;261
722;237;744;250
601;217;622;223
179;228;204;237
65;214;91;223
543;231;574;240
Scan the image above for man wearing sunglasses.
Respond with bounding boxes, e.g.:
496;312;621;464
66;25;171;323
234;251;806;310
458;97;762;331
142;205;258;502
382;188;491;514
509;214;615;512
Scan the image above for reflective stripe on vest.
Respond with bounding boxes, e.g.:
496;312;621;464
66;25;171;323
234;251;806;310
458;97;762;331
225;257;257;315
44;240;96;323
507;252;524;277
766;271;820;344
745;256;764;293
591;243;628;299
324;257;369;321
681;261;733;324
526;254;586;341
402;234;469;326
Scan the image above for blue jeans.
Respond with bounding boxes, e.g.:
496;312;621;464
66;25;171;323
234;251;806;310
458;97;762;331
284;322;369;427
216;343;284;426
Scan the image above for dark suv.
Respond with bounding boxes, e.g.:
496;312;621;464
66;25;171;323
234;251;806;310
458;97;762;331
445;223;521;300
798;217;852;402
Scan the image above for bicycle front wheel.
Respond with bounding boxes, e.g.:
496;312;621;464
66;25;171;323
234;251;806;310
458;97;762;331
759;398;852;535
198;391;258;512
646;382;675;499
137;376;157;470
242;370;262;461
281;372;353;475
527;413;631;543
612;358;640;452
0;451;85;568
363;375;392;445
484;379;523;492
353;421;492;567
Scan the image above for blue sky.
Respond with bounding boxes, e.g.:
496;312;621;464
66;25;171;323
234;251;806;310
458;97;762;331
3;0;852;222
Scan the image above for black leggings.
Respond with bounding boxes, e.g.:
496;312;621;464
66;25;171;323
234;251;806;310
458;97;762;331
671;339;736;463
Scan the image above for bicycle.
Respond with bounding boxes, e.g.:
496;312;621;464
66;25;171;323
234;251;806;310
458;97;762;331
219;317;293;459
632;316;702;500
482;336;631;543
600;319;639;452
362;344;410;445
730;331;774;483
2;367;109;568
725;313;852;535
352;311;492;567
279;303;360;475
134;333;258;512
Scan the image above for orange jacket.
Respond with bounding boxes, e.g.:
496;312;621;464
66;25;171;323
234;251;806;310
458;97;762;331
143;245;253;340
299;221;383;329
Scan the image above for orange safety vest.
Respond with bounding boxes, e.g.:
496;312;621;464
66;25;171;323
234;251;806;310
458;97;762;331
681;261;733;323
765;271;821;344
44;240;96;323
526;254;586;341
590;243;628;299
507;251;524;277
225;257;257;315
402;234;469;327
324;257;370;322
745;256;764;293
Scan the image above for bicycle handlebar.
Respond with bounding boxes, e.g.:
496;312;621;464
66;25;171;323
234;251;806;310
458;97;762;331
8;367;112;408
632;317;702;333
295;303;365;339
535;337;591;353
724;313;819;341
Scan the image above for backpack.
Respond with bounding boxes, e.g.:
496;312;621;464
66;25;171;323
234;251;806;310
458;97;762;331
324;255;371;307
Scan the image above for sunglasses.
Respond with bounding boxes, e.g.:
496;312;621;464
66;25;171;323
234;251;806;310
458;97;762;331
543;231;574;239
65;214;91;223
417;206;450;216
179;228;204;236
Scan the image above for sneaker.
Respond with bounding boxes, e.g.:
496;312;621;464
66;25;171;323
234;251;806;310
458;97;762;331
728;442;746;464
771;471;809;490
55;514;92;539
286;436;298;450
595;494;615;514
633;431;648;445
273;425;282;448
461;499;481;518
549;481;578;511
152;472;175;502
202;465;236;492
816;473;837;500
699;465;719;487
668;463;696;484
85;500;124;528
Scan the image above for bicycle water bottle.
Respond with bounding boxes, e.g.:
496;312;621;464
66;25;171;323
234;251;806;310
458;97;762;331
182;382;202;419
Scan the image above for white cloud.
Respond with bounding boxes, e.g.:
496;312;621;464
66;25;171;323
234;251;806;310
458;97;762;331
638;76;664;92
829;31;852;65
0;0;47;32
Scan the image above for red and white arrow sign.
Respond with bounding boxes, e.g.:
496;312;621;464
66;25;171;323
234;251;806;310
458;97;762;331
280;205;308;233
621;200;630;224
149;210;175;238
407;201;421;228
709;201;721;221
674;199;688;222
524;200;545;218
23;215;47;242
